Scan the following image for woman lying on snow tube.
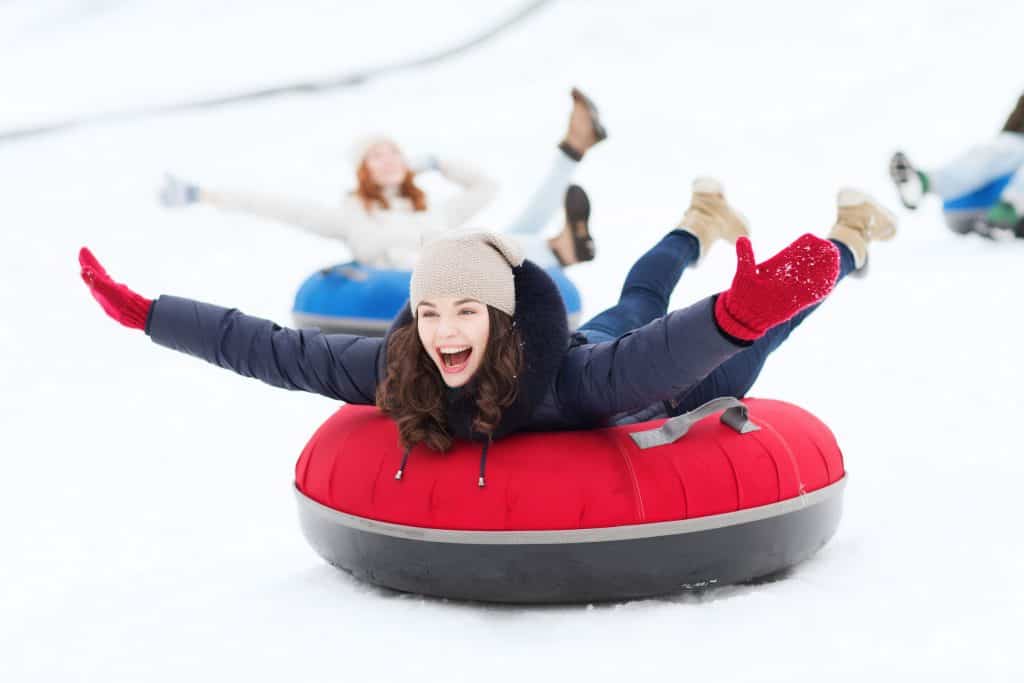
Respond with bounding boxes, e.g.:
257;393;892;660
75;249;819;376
158;89;605;333
80;177;897;603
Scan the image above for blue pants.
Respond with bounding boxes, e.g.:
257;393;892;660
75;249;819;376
577;230;857;415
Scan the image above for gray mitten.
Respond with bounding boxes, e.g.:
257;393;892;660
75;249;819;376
407;155;440;175
158;173;200;207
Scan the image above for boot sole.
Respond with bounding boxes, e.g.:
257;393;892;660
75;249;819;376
565;184;591;222
888;152;920;210
564;185;595;262
571;88;608;142
888;152;911;183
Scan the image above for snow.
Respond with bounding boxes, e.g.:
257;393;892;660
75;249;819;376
2;0;1024;680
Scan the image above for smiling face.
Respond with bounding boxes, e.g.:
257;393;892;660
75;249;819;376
416;297;491;388
362;140;409;188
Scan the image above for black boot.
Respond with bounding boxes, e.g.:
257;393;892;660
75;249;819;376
549;185;595;266
566;184;595;263
889;151;924;210
571;88;608;143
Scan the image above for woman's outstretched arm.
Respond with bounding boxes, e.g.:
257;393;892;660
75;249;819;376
557;296;744;420
199;187;360;241
437;159;499;228
557;235;840;420
160;173;359;240
79;248;382;404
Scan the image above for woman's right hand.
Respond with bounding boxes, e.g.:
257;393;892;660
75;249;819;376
158;173;200;207
79;247;153;330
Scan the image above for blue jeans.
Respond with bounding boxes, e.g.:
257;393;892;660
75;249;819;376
577;231;857;415
502;152;579;268
577;230;701;343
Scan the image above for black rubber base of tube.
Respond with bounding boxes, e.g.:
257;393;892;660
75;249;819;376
296;487;844;604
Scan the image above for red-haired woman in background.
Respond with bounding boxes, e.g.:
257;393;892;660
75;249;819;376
159;88;606;270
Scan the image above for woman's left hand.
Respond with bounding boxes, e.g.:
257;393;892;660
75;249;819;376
714;235;840;342
407;155;440;174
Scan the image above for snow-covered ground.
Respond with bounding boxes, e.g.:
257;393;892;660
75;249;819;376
2;1;1023;680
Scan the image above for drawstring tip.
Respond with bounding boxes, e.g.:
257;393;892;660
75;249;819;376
478;476;486;488
395;447;412;482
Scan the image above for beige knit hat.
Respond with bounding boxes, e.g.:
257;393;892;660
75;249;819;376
349;133;400;165
410;232;524;317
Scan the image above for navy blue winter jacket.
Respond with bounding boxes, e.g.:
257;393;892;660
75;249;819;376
146;260;743;439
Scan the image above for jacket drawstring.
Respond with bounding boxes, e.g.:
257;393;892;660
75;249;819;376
394;442;490;488
394;447;412;481
478;440;490;488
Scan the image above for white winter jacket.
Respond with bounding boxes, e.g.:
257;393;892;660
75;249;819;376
202;160;497;270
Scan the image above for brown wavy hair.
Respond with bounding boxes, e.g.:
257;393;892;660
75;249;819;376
376;307;524;452
1004;93;1024;133
353;161;428;212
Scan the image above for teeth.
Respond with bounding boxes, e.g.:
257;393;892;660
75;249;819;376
439;345;472;369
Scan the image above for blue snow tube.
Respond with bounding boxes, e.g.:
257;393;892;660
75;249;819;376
942;173;1014;234
292;262;583;336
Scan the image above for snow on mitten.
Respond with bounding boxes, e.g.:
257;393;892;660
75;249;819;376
714;235;839;342
79;247;152;330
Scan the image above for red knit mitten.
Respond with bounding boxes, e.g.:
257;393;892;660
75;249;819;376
79;247;152;330
714;235;839;342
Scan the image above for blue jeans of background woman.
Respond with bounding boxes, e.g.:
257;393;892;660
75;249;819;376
503;152;579;268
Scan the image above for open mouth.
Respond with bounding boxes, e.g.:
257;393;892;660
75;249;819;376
437;346;473;374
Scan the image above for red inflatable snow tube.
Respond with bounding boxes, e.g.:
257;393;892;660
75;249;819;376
294;398;846;603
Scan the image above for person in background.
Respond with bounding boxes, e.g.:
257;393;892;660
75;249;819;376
890;92;1024;238
159;88;607;270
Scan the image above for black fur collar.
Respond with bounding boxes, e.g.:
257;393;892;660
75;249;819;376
381;260;570;442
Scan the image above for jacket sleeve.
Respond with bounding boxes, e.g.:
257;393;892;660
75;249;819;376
437;159;499;228
202;188;357;241
554;297;746;420
146;295;382;404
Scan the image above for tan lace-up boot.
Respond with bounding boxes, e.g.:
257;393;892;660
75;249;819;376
828;189;897;270
677;177;750;259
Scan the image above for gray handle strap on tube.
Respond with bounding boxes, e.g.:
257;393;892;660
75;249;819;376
629;397;760;450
